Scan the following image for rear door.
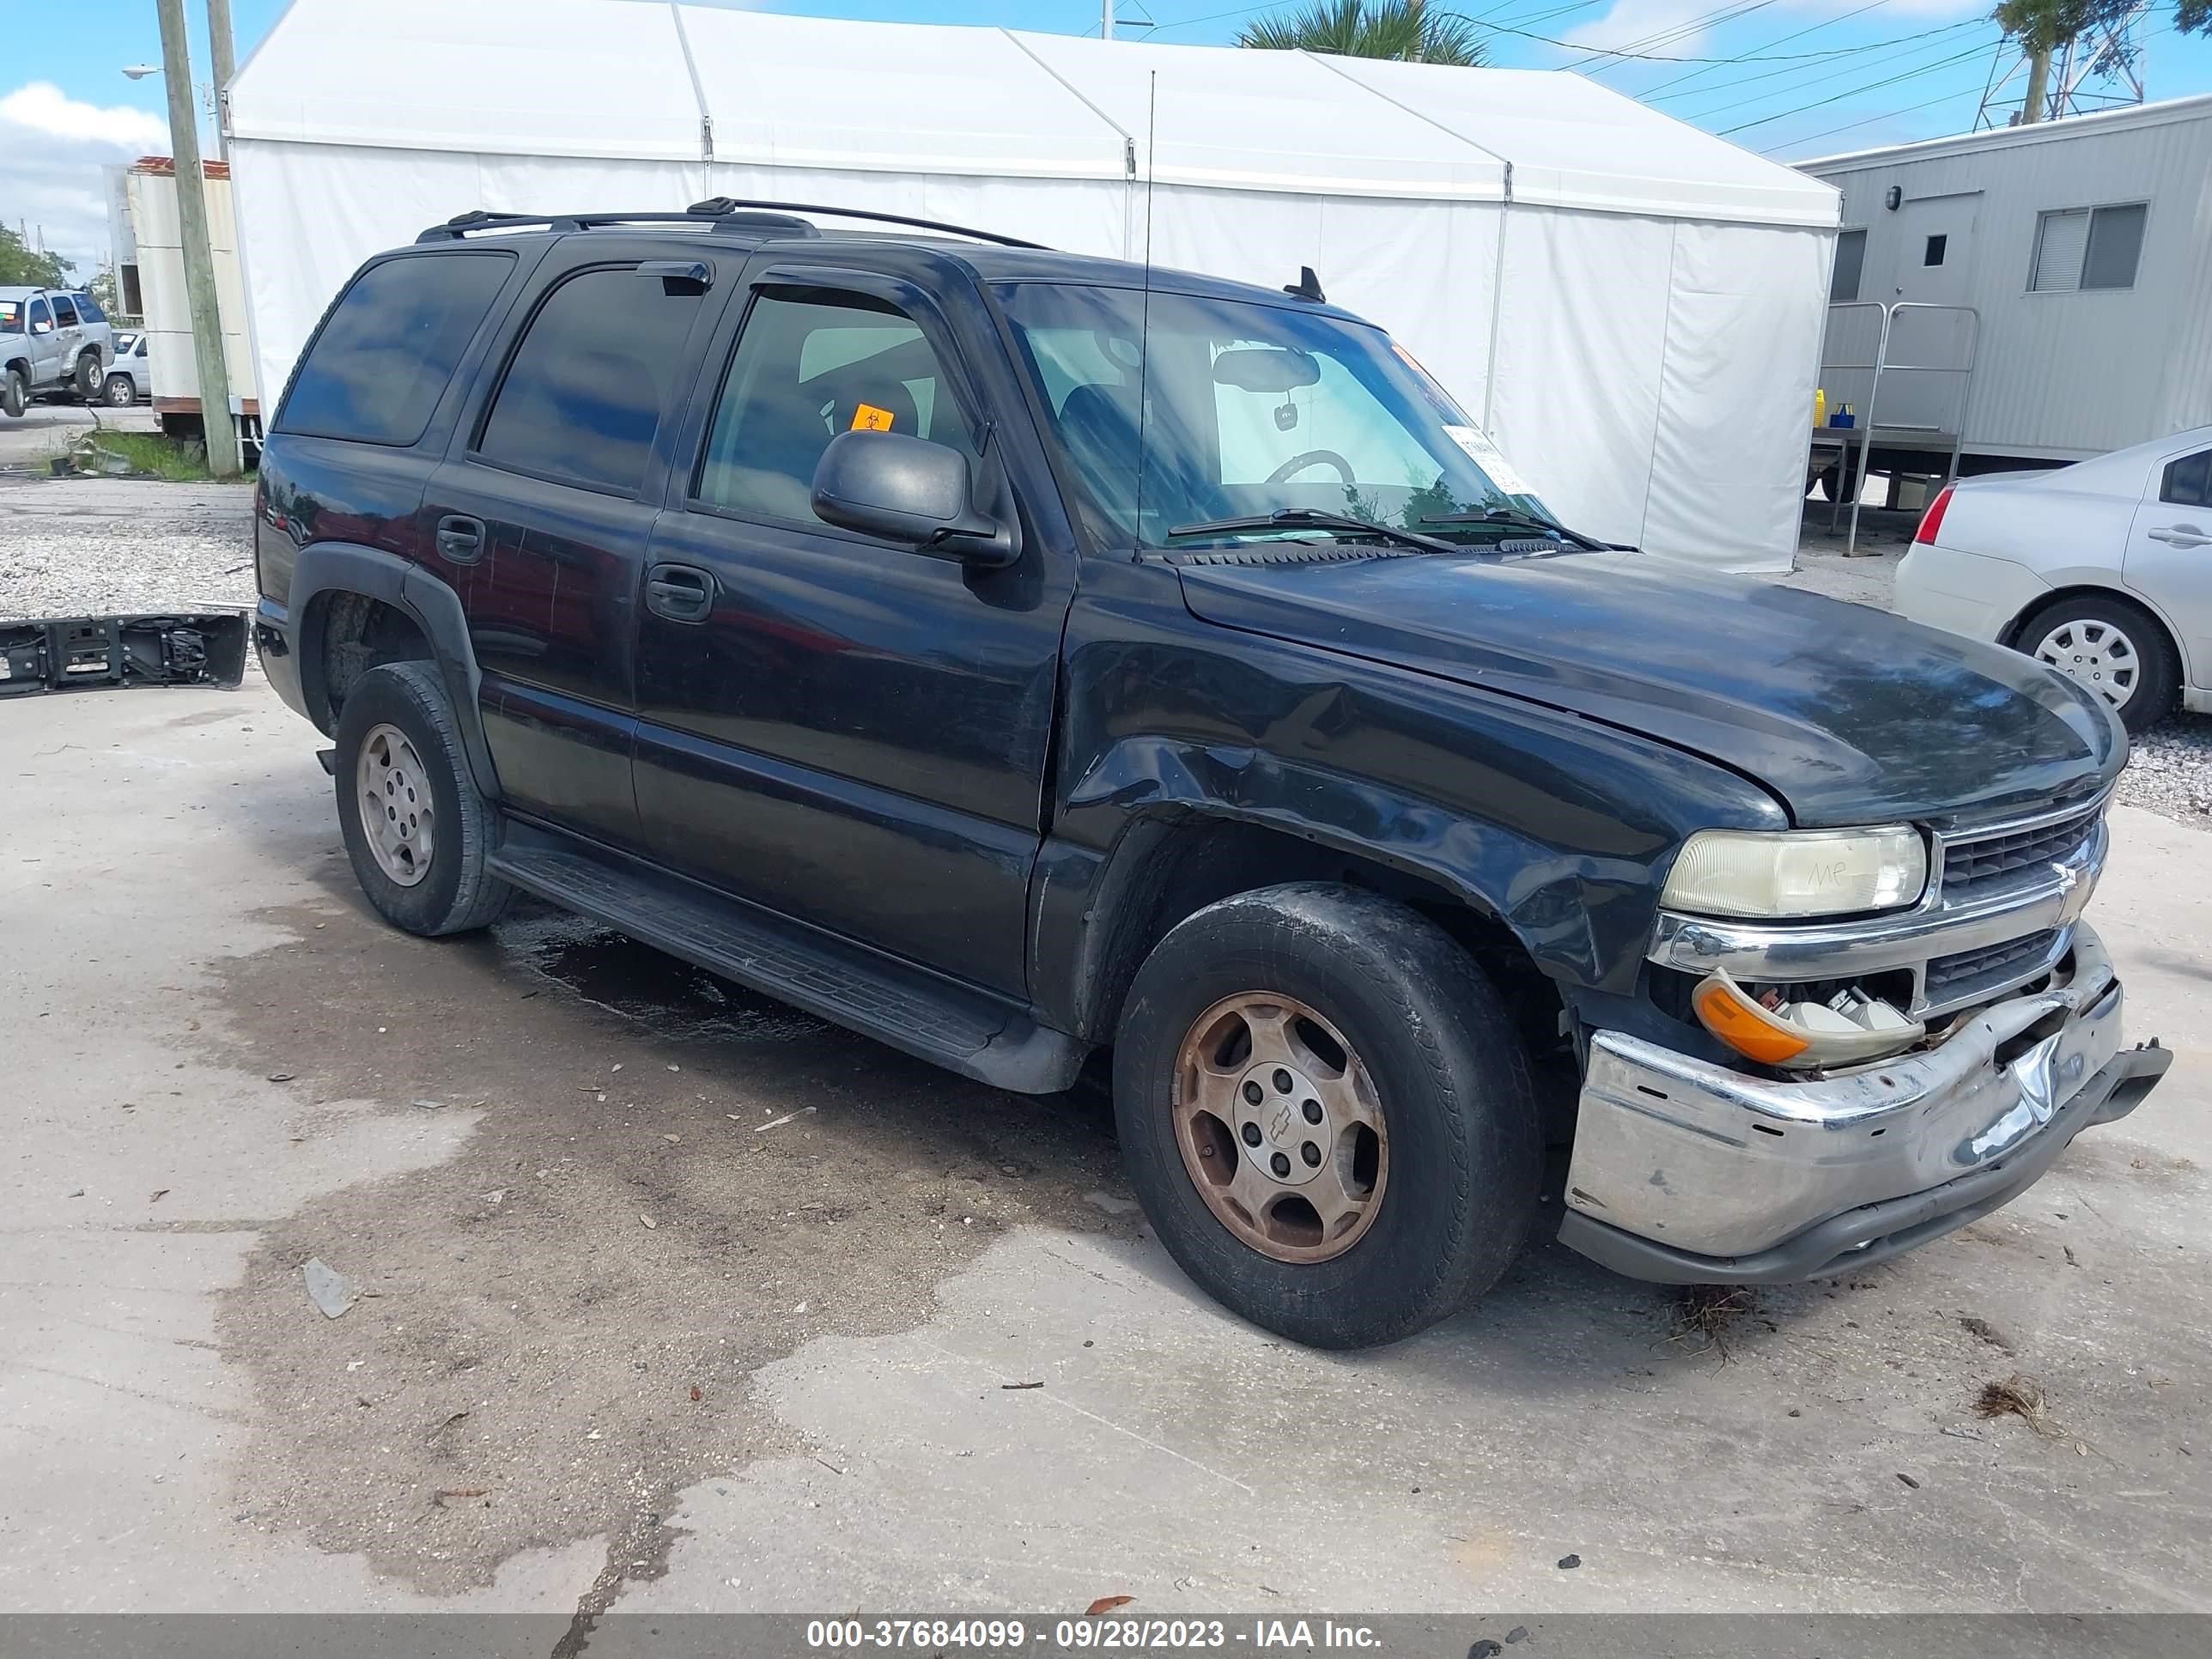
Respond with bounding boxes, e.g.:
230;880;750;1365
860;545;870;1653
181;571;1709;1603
2124;441;2212;690
422;240;726;853
47;293;83;379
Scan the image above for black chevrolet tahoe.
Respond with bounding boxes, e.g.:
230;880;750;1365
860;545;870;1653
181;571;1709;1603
254;199;2169;1349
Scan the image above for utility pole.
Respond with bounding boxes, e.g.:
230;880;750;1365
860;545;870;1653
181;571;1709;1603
207;0;237;161
155;0;240;477
1103;0;1115;40
2020;45;2052;124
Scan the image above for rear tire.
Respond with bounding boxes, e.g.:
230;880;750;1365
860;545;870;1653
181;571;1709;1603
75;352;100;400
1113;884;1541;1350
2014;592;2179;735
334;661;515;936
3;368;24;419
103;373;137;407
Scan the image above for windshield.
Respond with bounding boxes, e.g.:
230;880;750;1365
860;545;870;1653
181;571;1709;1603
995;282;1548;550
0;300;21;335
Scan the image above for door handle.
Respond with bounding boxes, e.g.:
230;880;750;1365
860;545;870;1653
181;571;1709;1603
646;562;715;623
435;514;485;562
2148;524;2209;548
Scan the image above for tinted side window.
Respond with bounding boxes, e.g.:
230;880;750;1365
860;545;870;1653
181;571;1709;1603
75;293;106;322
694;292;977;522
277;252;514;446
477;266;703;495
50;295;80;326
29;298;52;332
2163;450;2211;509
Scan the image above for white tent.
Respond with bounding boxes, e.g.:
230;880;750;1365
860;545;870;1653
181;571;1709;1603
227;0;1838;569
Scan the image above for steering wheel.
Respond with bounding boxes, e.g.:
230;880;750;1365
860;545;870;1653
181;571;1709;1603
1265;449;1355;485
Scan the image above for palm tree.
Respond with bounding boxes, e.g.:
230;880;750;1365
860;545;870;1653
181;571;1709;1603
1239;0;1488;65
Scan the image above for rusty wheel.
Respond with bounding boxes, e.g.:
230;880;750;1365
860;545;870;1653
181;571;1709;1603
1114;884;1541;1349
1173;993;1388;1263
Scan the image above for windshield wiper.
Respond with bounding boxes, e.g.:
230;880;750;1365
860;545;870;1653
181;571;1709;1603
1164;508;1460;556
1419;507;1622;552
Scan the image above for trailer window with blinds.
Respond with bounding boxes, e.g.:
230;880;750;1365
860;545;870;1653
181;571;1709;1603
2030;203;2147;293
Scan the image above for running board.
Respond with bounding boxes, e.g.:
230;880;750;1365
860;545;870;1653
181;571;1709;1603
488;832;1086;1094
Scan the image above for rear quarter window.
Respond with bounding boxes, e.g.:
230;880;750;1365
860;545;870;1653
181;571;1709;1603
276;252;515;446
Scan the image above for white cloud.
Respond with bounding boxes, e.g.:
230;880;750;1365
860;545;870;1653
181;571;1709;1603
1557;0;1988;63
0;82;173;278
0;82;167;149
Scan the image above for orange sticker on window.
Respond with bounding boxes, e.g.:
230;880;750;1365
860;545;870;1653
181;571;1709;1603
850;403;895;432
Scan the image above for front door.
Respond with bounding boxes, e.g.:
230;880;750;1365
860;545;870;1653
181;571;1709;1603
2124;440;2212;691
25;296;62;386
425;246;724;853
1881;193;1979;434
632;267;1073;997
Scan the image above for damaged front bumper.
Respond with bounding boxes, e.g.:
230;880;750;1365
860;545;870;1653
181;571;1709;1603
1559;922;2170;1284
0;611;247;698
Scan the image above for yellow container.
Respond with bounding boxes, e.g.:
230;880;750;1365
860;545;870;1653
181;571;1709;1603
1814;387;1827;428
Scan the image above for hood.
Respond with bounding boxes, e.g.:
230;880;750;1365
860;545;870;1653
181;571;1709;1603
1176;551;2122;827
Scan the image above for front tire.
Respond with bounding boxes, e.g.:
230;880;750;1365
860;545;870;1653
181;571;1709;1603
1113;884;1541;1350
104;373;137;407
2015;592;2179;734
3;368;24;419
334;661;514;936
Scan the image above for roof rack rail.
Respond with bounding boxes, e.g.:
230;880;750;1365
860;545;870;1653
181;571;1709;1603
415;199;1049;251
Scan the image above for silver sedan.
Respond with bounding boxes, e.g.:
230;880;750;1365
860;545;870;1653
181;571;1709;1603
1897;424;2212;733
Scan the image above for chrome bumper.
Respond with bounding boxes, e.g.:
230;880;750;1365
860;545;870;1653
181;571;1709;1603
1559;922;2171;1283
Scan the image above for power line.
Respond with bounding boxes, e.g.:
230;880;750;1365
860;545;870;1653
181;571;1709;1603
1674;23;2002;123
1715;38;2019;134
1481;14;1974;64
1756;80;1993;154
1759;19;2173;154
1569;0;1787;74
1649;19;1990;107
1638;0;1889;98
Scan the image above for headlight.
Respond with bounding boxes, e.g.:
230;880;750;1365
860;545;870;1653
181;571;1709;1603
1662;826;1927;920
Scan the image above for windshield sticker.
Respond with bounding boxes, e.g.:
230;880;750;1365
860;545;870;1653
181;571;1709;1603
1443;425;1534;497
849;403;896;432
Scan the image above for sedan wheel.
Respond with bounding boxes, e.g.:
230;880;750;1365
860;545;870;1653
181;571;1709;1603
2015;592;2179;734
104;374;137;407
2033;617;2140;713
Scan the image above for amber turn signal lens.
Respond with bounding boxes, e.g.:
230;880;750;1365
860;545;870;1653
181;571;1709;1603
1693;978;1812;1066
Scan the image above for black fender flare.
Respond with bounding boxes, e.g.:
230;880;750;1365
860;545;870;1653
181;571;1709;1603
289;542;501;800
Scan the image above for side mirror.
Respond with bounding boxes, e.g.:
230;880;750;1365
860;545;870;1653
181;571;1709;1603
810;429;1017;568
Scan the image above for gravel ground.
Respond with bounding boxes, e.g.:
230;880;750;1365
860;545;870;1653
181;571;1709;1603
4;477;2205;825
0;475;257;617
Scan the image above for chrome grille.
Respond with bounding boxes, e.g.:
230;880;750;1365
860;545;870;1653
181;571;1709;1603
1942;805;2100;902
1924;930;2062;1003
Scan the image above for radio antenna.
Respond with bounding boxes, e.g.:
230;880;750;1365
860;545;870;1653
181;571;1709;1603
1131;69;1158;556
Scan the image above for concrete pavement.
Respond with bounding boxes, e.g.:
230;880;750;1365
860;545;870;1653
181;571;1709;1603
2;678;2208;1620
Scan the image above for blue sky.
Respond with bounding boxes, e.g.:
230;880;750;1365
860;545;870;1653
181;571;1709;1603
8;0;2209;273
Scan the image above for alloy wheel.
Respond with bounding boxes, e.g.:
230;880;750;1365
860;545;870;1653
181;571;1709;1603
356;723;435;887
1171;992;1389;1263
